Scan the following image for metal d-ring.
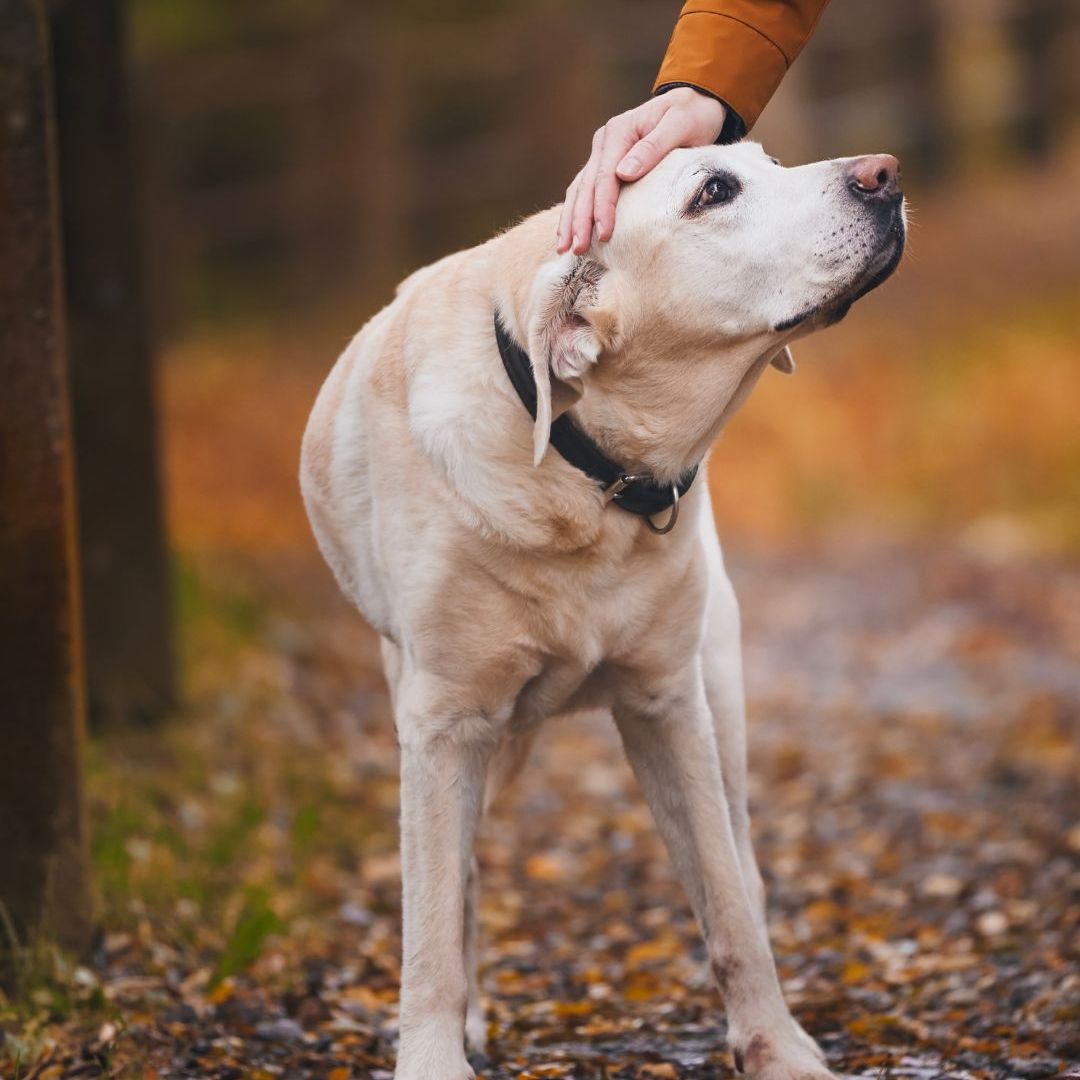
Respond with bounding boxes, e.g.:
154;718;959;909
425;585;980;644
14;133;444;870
645;484;680;534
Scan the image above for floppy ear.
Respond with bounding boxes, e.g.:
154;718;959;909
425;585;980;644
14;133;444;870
526;256;614;465
770;345;796;374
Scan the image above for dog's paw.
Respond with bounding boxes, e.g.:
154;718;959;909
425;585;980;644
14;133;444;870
394;1061;474;1080
732;1031;837;1080
394;1021;476;1080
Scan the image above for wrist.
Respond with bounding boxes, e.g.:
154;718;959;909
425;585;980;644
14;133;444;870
659;85;727;140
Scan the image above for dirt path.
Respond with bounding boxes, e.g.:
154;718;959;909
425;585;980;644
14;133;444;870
14;542;1077;1080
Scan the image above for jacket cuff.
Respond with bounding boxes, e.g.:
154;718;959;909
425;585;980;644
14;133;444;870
653;10;791;131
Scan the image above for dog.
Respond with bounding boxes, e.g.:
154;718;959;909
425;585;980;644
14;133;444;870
301;141;906;1080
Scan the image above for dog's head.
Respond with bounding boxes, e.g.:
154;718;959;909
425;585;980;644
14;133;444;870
525;142;906;468
613;140;907;337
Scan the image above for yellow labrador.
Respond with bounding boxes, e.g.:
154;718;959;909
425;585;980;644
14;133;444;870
301;142;905;1080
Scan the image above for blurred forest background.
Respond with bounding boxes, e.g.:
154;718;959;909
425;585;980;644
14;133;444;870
133;0;1080;552
2;0;1079;1077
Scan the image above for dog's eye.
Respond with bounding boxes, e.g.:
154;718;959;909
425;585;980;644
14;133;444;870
696;173;741;208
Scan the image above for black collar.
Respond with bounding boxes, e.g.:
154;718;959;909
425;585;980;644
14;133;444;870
494;312;698;528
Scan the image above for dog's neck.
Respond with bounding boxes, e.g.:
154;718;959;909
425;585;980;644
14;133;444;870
570;319;775;487
496;209;776;489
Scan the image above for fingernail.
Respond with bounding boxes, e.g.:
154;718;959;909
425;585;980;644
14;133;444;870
571;234;580;251
620;156;642;178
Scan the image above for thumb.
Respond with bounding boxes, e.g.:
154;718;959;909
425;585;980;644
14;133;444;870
616;109;688;181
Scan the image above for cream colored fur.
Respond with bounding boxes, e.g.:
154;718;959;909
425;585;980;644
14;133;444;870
301;142;905;1080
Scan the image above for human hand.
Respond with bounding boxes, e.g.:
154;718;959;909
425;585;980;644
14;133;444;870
556;86;727;255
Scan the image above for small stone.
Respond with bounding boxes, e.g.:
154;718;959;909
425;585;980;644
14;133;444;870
1008;1059;1061;1079
921;873;963;898
101;933;132;959
339;900;373;926
976;910;1008;936
255;1017;305;1042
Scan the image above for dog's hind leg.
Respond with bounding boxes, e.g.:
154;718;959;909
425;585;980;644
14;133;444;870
380;635;403;712
463;856;486;1054
484;726;540;811
701;556;826;1065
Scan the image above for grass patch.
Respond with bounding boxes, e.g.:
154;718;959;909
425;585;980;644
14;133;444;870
211;887;283;989
0;910;111;1076
75;556;394;997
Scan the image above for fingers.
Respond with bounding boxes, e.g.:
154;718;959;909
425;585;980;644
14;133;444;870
617;106;692;182
557;90;719;254
570;134;603;254
558;101;670;254
556;170;582;253
557;126;604;255
592;115;641;243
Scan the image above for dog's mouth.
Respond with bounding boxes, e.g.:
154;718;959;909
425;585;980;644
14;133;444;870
775;205;906;332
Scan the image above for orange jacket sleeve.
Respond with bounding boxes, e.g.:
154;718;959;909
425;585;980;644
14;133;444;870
654;1;831;133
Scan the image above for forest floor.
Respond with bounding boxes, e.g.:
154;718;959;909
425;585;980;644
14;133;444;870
3;154;1080;1078
4;544;1078;1080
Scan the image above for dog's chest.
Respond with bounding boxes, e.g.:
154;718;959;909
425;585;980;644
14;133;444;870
502;571;669;722
508;546;675;667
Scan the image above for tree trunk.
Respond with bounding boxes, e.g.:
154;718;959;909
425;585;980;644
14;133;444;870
0;0;93;955
47;0;174;727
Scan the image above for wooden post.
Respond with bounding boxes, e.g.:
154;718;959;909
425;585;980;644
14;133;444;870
0;0;93;955
45;0;172;730
46;0;174;726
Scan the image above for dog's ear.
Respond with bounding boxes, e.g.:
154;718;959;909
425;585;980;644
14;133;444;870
526;256;614;465
770;345;796;375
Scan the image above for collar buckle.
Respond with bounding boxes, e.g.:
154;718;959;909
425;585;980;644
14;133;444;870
604;472;653;503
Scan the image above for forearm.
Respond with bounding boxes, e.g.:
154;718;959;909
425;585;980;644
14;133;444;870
654;0;831;134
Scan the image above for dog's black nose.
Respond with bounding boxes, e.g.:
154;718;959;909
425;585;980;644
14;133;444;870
847;154;901;200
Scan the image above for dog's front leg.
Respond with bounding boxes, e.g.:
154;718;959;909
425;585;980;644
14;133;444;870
701;574;768;940
394;689;495;1080
613;668;836;1080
